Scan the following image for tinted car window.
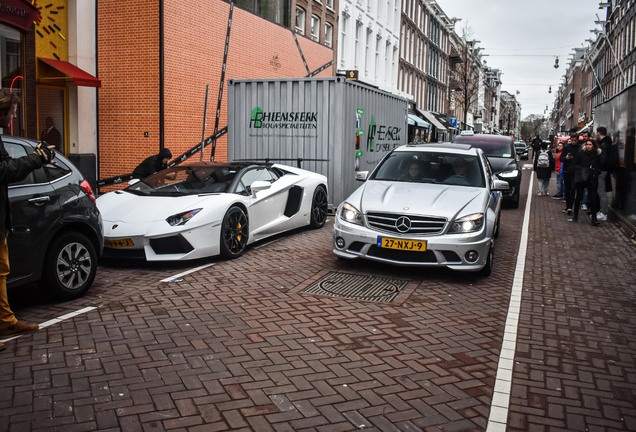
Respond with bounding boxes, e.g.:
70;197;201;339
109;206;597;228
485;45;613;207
454;136;514;158
6;143;35;187
372;150;484;187
42;159;72;182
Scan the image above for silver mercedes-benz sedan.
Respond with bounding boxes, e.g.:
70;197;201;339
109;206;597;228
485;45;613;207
333;143;509;276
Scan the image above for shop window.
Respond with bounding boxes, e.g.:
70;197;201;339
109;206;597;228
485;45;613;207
295;6;306;35
231;0;291;27
311;14;320;42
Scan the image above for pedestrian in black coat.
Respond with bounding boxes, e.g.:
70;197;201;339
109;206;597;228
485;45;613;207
561;134;580;214
570;138;601;225
533;141;555;196
132;148;172;179
0;91;55;351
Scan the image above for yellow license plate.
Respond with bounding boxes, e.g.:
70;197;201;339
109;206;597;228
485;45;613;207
377;237;427;251
105;238;134;248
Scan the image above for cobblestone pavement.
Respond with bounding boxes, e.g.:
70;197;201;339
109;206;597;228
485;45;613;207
1;167;635;432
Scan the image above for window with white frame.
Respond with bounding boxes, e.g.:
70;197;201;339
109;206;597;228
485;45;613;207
339;17;347;66
375;37;381;81
355;23;361;68
311;14;320;41
325;22;333;48
295;6;305;35
326;0;334;9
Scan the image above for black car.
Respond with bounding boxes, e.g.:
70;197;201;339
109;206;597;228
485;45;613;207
5;136;104;300
514;141;529;160
452;132;522;208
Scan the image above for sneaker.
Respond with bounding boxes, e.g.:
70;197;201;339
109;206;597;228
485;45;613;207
552;194;563;199
596;212;607;221
581;204;588;211
0;320;38;337
538;192;543;196
566;209;573;215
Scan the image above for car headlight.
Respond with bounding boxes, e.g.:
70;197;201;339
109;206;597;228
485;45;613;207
339;202;364;226
448;213;484;233
498;169;519;179
166;208;202;226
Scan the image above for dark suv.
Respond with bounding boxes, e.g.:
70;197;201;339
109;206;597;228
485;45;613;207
5;136;104;300
453;132;522;208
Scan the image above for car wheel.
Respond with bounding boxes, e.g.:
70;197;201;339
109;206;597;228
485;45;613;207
479;242;494;277
510;188;520;208
220;206;249;259
310;185;328;228
42;232;98;300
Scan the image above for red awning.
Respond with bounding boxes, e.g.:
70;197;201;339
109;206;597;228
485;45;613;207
0;0;40;31
38;58;101;88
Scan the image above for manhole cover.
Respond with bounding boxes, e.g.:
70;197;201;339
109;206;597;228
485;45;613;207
302;271;408;303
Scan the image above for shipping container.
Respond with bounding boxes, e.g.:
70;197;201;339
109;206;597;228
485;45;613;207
228;76;409;210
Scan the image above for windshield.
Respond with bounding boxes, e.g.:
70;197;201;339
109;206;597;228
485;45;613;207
126;165;238;196
453;136;514;158
371;151;485;188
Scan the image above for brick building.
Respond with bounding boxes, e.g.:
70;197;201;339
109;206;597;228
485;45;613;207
97;0;334;183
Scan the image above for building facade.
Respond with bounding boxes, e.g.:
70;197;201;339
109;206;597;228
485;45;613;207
97;0;334;184
0;0;99;183
336;0;400;94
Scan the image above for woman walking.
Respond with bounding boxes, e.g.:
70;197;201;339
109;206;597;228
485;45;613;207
569;138;601;225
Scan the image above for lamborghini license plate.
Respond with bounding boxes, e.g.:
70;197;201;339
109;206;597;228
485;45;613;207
377;237;427;252
105;238;134;248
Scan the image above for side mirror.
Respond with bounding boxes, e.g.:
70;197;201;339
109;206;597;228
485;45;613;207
355;171;369;181
250;180;271;196
493;179;510;191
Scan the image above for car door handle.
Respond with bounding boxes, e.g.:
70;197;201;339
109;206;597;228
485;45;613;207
28;196;51;205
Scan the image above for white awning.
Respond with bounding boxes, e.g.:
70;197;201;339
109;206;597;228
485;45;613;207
417;109;447;131
408;114;430;128
577;120;594;134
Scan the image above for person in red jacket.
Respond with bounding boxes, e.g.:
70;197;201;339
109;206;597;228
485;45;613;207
552;139;566;199
0;91;55;351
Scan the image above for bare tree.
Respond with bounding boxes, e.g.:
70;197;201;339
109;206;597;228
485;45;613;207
452;26;481;129
520;114;548;140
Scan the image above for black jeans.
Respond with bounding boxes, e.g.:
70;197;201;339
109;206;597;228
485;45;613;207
573;176;599;221
564;171;576;210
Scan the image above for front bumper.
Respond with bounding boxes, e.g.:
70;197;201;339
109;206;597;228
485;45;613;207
102;219;221;261
332;217;492;271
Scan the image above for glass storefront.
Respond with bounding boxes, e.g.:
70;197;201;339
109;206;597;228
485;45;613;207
594;85;636;232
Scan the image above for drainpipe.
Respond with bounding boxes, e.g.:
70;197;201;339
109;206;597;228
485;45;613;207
159;0;165;150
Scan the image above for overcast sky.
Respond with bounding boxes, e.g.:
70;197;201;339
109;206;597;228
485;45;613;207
435;0;604;119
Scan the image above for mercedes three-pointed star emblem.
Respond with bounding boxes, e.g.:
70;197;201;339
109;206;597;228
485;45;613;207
395;216;411;233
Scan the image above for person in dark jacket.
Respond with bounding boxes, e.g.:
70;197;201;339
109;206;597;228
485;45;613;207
561;133;580;215
595;126;613;221
569;138;601;225
531;135;542;158
533;141;555;196
39;116;62;153
132;148;172;179
0;91;55;351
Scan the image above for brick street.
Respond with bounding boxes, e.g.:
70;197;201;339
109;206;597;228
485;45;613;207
1;167;635;432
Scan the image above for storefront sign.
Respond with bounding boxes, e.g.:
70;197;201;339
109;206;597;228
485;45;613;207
0;0;40;31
